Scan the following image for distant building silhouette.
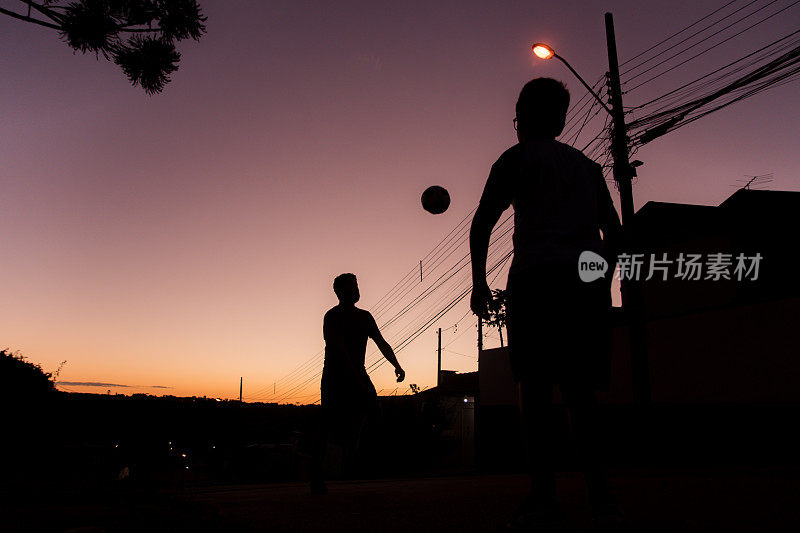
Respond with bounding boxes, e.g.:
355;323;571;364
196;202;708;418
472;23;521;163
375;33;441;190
633;188;800;317
627;188;800;403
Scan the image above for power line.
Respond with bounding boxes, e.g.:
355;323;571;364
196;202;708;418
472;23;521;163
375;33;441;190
620;0;743;67
624;0;800;92
627;41;800;146
560;76;606;134
564;87;607;147
365;248;514;377
379;214;512;331
363;230;515;375
630;29;800;110
621;0;771;78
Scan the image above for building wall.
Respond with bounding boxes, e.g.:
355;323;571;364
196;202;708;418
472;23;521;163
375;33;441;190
479;296;800;404
644;296;800;403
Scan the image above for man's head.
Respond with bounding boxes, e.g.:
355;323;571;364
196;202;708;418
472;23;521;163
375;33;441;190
333;273;360;304
515;77;570;140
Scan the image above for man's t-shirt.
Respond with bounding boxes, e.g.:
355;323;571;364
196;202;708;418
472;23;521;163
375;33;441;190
478;139;614;275
323;306;379;371
322;306;379;408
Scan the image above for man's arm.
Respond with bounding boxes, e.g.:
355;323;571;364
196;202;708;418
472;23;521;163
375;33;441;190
470;160;512;317
366;313;404;382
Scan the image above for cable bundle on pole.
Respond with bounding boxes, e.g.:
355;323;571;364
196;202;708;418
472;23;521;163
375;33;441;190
627;39;800;146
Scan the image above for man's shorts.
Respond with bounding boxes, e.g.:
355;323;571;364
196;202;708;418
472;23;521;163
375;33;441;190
320;368;377;412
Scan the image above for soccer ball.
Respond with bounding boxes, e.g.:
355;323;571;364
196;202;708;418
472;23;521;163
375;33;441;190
421;185;450;215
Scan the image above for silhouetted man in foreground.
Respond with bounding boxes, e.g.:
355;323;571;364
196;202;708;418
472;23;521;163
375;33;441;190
470;78;627;531
311;273;405;494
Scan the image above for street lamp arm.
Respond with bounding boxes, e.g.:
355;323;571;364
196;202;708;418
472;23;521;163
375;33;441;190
553;53;612;116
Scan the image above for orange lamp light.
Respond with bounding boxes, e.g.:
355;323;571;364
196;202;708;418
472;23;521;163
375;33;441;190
532;43;555;59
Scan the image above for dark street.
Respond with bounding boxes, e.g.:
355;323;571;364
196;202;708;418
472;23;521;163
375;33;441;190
184;467;800;532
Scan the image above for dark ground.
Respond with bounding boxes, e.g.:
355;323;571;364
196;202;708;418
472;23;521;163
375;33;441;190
4;394;800;531
5;466;800;532
189;467;800;532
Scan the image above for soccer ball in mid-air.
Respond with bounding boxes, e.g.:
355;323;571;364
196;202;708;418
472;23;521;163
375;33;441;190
421;185;450;215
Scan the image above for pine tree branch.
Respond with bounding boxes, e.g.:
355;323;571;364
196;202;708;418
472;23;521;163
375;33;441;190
15;0;65;24
118;27;164;33
0;6;61;29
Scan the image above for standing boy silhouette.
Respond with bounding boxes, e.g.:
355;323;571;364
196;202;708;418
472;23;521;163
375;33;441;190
470;78;628;531
310;273;404;494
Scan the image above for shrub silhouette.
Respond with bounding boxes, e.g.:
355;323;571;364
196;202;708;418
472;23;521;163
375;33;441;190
0;349;63;481
0;348;57;401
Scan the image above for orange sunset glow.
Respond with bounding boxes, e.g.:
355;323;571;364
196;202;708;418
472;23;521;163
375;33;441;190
2;0;799;405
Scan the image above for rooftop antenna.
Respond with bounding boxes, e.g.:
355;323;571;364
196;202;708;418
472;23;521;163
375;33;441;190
730;173;774;191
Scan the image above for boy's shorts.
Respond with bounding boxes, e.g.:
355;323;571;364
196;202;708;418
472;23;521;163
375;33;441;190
506;264;612;389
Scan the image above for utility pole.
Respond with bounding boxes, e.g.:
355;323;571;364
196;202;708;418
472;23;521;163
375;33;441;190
477;318;483;352
437;327;442;388
605;12;651;404
605;12;634;224
239;377;243;403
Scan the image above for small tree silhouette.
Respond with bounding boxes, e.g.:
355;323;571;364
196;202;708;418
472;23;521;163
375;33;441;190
409;383;420;394
486;289;508;347
1;349;63;480
0;348;58;400
0;0;207;94
0;349;57;407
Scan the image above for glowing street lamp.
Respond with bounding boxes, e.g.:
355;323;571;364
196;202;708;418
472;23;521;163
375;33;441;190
531;42;611;116
532;44;554;60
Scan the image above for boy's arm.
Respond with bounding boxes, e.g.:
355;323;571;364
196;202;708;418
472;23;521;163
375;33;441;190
470;159;512;317
366;313;404;382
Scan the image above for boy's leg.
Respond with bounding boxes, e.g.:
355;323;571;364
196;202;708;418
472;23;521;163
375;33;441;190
508;378;566;531
310;407;330;494
518;378;558;505
562;382;634;530
560;381;613;506
342;410;367;477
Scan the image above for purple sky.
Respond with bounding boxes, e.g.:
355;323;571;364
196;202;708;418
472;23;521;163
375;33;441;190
1;0;798;401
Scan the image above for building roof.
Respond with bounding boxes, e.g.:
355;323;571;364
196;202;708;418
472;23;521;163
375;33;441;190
426;370;479;396
718;188;800;212
632;188;800;247
629;188;800;315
